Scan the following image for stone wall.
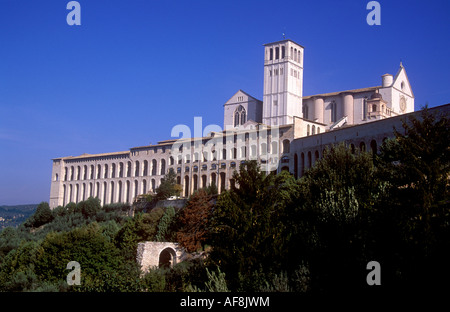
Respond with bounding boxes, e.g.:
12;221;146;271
136;241;186;273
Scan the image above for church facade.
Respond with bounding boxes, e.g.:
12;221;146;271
49;39;419;209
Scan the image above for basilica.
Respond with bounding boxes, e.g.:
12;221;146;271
49;39;419;208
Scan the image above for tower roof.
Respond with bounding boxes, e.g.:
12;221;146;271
263;39;304;49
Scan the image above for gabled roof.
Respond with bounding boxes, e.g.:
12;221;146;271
224;89;261;106
393;62;415;98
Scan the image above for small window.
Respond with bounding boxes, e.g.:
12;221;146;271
275;47;279;59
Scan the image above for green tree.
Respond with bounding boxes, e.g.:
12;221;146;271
25;202;53;228
155;206;176;242
376;106;450;290
209;161;300;290
155;168;179;200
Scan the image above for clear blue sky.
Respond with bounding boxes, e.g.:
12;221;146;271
0;0;449;205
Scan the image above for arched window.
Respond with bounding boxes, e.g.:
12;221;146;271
331;101;337;123
312;125;316;135
135;161;140;177
143;160;148;176
281;46;285;58
152;159;157;175
370;140;378;156
234;105;247;127
160;159;166;175
307;125;310;136
294;48;297;62
282;139;290;154
298;50;301;63
303;103;308;119
275;47;279;59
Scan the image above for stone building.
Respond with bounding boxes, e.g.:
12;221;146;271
49;38;424;209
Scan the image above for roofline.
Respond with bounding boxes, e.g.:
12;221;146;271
303;86;380;99
263;39;305;49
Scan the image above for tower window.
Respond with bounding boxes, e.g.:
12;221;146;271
281;46;285;58
290;47;293;60
234;105;247;127
269;48;273;60
275;47;279;59
294;48;297;62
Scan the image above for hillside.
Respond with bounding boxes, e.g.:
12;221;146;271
0;204;37;229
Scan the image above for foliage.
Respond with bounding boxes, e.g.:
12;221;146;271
209;161;301;290
24;202;53;228
155;168;179;200
176;189;214;252
155;206;177;242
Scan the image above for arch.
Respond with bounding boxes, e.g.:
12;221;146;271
234;105;247;127
211;172;217;188
70;166;74;181
360;141;366;152
307;151;312;169
294;153;298;179
69;184;73;203
63;185;67;206
119;162;124;178
75;184;80;203
160;159;166;175
82;183;86;201
125;180;130;203
135;161;140;177
83;165;87;180
55;173;59;182
184;175;190;197
307;124;310;136
110;181;115;203
64;167;68;181
104;164;108;179
143;160;148;176
134;180;139;199
219;172;226;194
118;181;122;203
97;164;101;179
152;159;157;175
331;101;337;123
159;247;177;269
169;156;174;166
111;163;116;178
301;152;305;177
89;182;93;198
142;179;147;195
77;166;81;180
103;181;107;205
312;125;316;135
282;139;290;153
314;150;320;162
127;161;132;177
96;182;100;199
201;175;207;188
370;139;378;156
271;141;278;154
350;144;356;154
193;174;198;192
151;179;156;193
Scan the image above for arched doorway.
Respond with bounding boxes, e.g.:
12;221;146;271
159;247;177;268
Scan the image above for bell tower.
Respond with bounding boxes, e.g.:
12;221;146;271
262;39;304;126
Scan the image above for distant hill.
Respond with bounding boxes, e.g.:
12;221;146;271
0;204;37;229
